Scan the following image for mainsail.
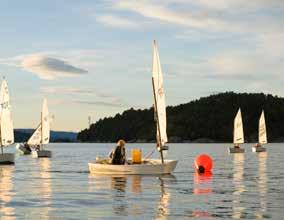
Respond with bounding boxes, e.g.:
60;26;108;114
27;123;42;145
258;110;267;144
233;108;244;144
27;99;50;146
41;98;50;145
152;40;168;146
0;79;14;146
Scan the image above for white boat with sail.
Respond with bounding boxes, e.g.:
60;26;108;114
88;40;178;175
0;79;15;164
252;110;267;152
29;98;52;158
228;108;245;153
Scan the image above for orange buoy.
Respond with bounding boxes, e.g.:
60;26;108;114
194;154;213;173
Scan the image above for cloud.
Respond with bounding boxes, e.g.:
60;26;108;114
21;55;88;80
0;51;91;80
74;100;125;108
40;86;114;98
41;86;127;108
114;1;227;31
96;14;139;28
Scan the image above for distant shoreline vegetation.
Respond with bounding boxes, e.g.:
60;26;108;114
15;129;77;143
77;92;284;143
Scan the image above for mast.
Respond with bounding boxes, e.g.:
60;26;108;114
152;40;168;164
152;77;164;164
40;111;43;150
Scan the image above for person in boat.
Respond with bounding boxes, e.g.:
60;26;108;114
35;145;40;151
23;143;32;152
109;139;126;165
254;143;261;148
234;144;240;148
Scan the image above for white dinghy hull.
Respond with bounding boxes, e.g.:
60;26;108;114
89;159;178;175
32;150;52;158
16;144;31;155
228;147;245;154
0;153;15;165
252;146;266;153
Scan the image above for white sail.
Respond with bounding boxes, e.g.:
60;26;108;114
258;110;267;144
41;98;50;145
152;40;168;146
0;79;14;146
27;123;42;145
233;108;244;144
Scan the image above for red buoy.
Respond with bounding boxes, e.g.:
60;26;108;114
194;154;213;173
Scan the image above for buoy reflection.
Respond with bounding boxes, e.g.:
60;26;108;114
193;171;213;195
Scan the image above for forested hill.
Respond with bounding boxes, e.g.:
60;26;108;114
77;92;284;143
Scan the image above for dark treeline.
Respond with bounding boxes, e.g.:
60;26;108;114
77;92;284;143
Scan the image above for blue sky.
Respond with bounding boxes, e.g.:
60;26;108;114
0;0;283;131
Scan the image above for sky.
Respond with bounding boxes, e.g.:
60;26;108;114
0;0;283;131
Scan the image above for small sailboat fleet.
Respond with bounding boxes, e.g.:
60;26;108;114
252;111;267;153
17;98;52;158
229;108;245;154
88;40;178;175
0;79;15;164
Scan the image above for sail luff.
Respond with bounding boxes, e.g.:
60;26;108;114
233;108;244;144
152;40;168;147
258;110;267;144
0;79;14;146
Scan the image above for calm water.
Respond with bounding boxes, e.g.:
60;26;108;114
0;143;283;219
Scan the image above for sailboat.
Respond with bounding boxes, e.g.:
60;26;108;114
228;108;245;153
88;40;178;174
0;79;15;164
27;98;52;158
252;110;267;152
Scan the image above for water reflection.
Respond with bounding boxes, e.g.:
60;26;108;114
192;172;212;218
0;166;15;220
88;174;175;219
111;176;128;216
232;154;245;219
255;152;267;219
38;159;52;220
156;175;175;220
193;171;213;195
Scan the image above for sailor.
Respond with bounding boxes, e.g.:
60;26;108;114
109;139;126;165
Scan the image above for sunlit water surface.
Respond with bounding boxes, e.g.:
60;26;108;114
0;143;283;219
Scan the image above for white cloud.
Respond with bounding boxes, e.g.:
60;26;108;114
114;1;227;31
40;86;115;99
21;55;87;80
96;14;139;28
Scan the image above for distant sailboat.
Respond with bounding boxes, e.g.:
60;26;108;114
88;40;177;174
252;110;267;152
228;108;245;153
0;79;15;164
32;98;52;158
18;99;52;157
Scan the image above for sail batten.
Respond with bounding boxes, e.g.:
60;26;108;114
0;79;14;146
233;108;244;144
152;40;168;146
259;110;267;144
